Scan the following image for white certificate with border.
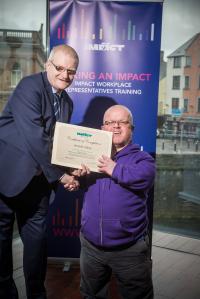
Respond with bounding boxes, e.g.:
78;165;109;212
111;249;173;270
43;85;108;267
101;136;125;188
51;122;113;172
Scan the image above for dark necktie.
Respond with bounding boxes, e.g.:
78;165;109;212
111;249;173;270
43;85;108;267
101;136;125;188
53;93;61;120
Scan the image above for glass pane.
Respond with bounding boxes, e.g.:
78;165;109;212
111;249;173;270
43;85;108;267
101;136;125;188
172;76;180;89
183;99;189;112
11;70;22;87
0;0;46;112
184;76;189;89
174;56;181;68
185;56;192;67
156;0;200;239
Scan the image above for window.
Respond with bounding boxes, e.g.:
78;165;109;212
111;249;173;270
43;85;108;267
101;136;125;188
172;76;180;89
173;56;181;68
172;98;179;109
0;27;45;113
198;98;200;113
184;76;190;89
11;63;22;88
185;56;192;67
155;0;200;243
183;98;189;112
0;0;46;238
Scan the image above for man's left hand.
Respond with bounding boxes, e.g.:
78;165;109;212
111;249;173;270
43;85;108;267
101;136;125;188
69;164;90;177
97;155;116;176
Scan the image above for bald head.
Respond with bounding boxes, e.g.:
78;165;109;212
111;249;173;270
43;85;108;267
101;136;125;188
103;105;134;127
102;105;134;152
48;44;79;67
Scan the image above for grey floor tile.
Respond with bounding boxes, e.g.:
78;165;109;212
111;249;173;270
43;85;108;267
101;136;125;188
180;239;200;255
152;231;168;243
13;267;24;279
154;295;171;299
176;258;200;281
170;253;197;272
177;281;200;299
153;234;177;247
165;236;191;251
152;230;200;299
193;247;200;255
154;276;185;298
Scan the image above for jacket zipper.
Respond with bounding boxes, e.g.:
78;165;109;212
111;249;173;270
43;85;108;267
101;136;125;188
100;179;105;246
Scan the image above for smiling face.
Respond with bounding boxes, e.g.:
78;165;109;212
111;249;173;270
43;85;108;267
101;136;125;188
102;105;133;152
46;45;79;93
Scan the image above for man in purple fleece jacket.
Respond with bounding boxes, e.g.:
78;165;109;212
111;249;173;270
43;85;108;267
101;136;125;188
77;105;155;299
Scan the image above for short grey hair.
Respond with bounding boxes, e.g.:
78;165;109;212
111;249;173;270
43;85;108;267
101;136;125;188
48;44;79;66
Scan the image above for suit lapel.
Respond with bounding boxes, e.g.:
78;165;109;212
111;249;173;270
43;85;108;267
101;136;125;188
41;72;55;117
41;72;71;123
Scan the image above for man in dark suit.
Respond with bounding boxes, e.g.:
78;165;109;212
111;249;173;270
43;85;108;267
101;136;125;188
0;44;79;299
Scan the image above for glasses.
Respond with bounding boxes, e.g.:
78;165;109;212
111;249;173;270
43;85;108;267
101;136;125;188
104;120;131;127
50;60;76;76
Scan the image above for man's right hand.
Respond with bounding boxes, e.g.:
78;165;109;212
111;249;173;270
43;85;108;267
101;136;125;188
60;173;80;191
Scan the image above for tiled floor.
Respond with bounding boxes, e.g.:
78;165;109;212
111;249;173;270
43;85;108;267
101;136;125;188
13;230;200;299
152;231;200;299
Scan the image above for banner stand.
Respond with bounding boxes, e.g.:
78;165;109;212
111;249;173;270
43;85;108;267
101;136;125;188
47;0;163;264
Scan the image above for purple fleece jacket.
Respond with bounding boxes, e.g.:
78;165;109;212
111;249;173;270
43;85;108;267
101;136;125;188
80;143;155;248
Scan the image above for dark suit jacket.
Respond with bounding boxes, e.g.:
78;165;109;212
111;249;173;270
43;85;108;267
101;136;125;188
0;72;73;197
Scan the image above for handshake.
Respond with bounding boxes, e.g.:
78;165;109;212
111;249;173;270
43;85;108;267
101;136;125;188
59;155;116;191
59;164;90;191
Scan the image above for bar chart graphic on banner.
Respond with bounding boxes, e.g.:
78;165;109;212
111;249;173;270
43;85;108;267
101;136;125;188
47;194;84;258
56;11;155;42
51;198;80;228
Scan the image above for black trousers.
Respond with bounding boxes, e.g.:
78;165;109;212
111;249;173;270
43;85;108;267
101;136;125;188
0;174;51;299
80;233;154;299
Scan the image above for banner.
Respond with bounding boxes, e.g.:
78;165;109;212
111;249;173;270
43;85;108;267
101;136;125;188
48;0;163;258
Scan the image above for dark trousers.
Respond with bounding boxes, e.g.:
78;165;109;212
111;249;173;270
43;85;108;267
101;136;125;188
80;233;153;299
0;174;51;299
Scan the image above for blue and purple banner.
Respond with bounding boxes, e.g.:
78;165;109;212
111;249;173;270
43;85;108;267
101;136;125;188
47;0;163;258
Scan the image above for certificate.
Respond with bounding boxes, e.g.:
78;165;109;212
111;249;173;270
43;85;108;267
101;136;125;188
51;122;113;172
